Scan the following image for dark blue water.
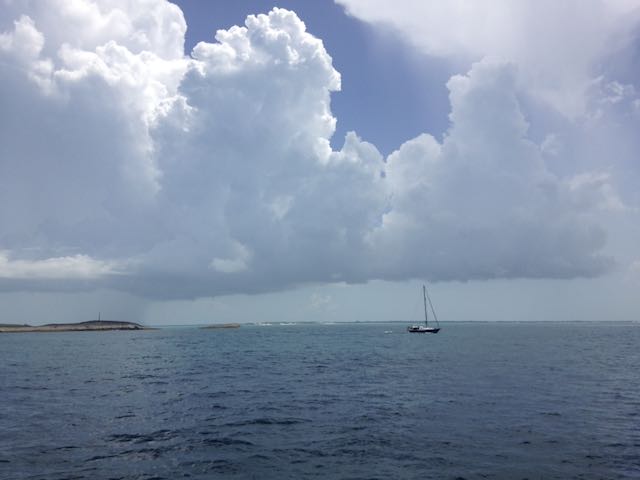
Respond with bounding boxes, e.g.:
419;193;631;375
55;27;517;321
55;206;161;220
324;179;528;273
1;322;639;479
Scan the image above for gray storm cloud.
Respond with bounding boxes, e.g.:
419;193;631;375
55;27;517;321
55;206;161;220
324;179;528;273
0;0;625;299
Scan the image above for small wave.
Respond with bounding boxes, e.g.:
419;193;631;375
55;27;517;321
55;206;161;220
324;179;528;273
180;459;239;474
107;429;178;444
202;391;228;398
126;475;166;480
286;447;331;458
222;417;307;427
50;445;79;451
86;453;119;462
87;447;173;463
249;453;272;461
122;374;159;380
202;437;254;447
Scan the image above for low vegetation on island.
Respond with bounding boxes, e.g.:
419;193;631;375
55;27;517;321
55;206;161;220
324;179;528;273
200;323;241;329
0;320;149;333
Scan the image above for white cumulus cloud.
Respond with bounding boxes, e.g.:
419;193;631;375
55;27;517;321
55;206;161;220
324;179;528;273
0;1;623;299
337;0;640;118
0;251;120;279
368;59;613;281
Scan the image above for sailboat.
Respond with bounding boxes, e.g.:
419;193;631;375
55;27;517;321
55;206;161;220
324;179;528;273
407;285;441;333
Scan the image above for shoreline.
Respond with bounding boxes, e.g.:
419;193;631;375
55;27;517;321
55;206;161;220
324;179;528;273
0;320;152;333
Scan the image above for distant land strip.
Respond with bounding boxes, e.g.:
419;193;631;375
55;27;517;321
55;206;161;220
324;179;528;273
200;323;241;329
0;320;151;333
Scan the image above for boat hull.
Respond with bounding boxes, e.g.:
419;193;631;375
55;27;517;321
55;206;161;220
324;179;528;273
407;326;440;334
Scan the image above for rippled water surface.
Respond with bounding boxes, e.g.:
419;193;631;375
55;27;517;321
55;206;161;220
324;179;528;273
1;322;639;479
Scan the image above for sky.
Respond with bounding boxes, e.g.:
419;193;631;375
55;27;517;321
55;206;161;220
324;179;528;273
1;0;639;325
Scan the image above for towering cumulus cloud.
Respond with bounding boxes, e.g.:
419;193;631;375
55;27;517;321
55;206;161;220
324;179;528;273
0;1;618;299
370;60;613;281
337;0;640;118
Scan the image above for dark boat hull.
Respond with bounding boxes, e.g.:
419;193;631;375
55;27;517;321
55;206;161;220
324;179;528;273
407;326;440;334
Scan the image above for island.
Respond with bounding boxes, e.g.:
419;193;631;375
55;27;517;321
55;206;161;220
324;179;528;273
0;320;150;333
200;323;241;329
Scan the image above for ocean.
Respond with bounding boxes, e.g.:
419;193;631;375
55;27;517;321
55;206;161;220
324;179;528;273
1;322;638;479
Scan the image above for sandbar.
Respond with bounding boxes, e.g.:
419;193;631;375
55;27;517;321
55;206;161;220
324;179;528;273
200;323;241;329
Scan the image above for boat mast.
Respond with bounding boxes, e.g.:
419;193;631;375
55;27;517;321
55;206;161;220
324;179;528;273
425;287;440;328
423;285;428;327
